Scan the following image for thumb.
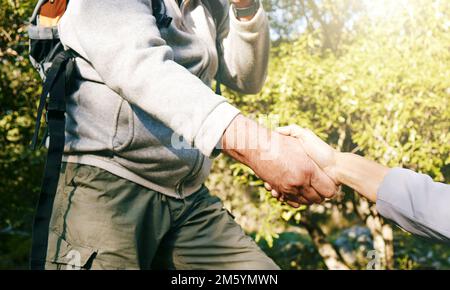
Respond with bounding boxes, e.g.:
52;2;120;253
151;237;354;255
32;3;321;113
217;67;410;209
276;125;305;137
297;128;327;149
275;126;293;136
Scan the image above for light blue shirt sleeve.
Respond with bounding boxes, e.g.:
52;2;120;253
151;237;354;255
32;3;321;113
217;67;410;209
376;168;450;243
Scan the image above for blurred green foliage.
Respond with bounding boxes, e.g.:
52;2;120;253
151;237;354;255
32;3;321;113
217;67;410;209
209;0;450;269
1;0;42;269
0;0;449;269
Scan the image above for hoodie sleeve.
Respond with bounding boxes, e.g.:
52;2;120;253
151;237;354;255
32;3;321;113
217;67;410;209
376;168;450;243
59;0;240;158
216;1;270;94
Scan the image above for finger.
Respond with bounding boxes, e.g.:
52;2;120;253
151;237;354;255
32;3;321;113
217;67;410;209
283;192;312;205
278;193;302;207
310;160;338;198
301;186;325;204
287;200;301;208
298;128;327;147
299;195;311;205
293;195;311;205
293;127;309;142
271;189;280;198
264;182;273;191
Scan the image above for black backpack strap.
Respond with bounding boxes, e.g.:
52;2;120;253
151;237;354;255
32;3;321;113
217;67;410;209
30;51;73;150
215;37;222;95
30;50;74;270
152;0;172;28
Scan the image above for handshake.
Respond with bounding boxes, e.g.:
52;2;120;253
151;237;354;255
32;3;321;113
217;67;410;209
222;115;341;208
221;115;450;244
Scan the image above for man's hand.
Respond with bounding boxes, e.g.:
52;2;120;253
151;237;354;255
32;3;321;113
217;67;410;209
221;115;338;207
276;125;339;183
262;125;339;205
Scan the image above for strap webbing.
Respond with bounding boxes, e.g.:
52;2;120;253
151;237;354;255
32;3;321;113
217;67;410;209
30;50;74;270
215;38;222;95
30;51;73;150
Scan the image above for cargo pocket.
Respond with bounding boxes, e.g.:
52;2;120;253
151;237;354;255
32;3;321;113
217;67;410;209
46;232;97;270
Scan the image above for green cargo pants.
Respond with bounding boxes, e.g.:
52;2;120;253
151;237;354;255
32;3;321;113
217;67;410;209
44;162;279;270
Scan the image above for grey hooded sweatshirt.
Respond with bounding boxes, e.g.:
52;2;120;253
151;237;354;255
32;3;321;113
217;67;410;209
377;168;450;243
58;0;270;198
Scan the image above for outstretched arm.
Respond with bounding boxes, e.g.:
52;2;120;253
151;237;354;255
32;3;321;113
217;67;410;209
275;125;450;242
221;115;338;207
334;153;389;202
376;168;450;242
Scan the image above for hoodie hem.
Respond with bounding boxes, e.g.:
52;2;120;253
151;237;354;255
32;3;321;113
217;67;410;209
62;154;202;199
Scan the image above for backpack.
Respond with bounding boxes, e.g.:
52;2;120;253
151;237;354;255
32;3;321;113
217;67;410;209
28;0;173;270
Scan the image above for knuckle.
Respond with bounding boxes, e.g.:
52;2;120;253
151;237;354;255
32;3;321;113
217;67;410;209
324;188;337;198
303;166;314;180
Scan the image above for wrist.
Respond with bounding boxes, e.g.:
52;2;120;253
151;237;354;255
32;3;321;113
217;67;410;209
221;114;259;166
333;152;388;202
333;152;348;185
231;0;255;8
221;114;278;172
231;0;260;21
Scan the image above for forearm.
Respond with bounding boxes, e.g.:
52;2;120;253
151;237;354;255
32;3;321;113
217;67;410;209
221;114;275;169
335;153;390;202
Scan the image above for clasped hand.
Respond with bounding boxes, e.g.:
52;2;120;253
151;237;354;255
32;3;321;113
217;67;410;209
221;116;339;208
261;126;339;207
